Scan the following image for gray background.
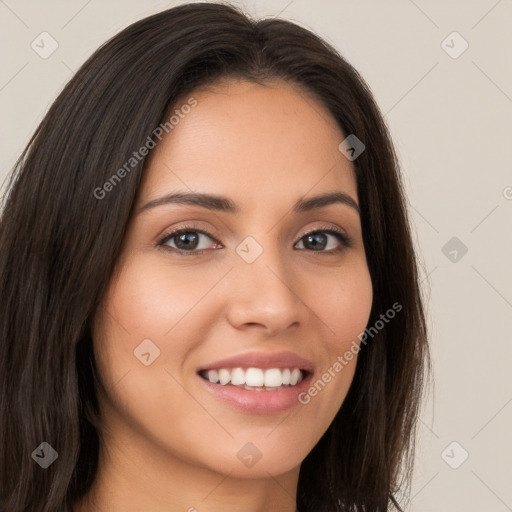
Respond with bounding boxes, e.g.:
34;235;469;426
1;1;511;510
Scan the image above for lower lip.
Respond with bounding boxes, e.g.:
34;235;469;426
198;373;313;414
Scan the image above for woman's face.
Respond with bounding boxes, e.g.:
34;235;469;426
92;79;373;479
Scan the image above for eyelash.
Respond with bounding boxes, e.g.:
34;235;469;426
157;224;352;256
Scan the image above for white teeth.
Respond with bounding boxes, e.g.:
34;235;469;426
245;368;264;387
290;368;301;386
218;369;231;385
207;369;219;383
264;368;283;387
201;367;306;388
230;367;245;385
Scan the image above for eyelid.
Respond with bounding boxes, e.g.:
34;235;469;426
298;224;349;241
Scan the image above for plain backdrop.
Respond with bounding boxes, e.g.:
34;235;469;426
1;1;511;511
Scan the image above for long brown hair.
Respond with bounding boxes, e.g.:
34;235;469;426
0;3;429;511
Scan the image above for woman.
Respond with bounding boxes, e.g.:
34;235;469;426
0;3;429;511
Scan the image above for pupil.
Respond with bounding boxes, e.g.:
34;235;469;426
306;233;326;250
176;232;198;250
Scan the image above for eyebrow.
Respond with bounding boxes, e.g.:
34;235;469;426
139;190;360;216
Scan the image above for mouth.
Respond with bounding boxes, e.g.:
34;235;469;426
196;351;314;414
198;367;310;391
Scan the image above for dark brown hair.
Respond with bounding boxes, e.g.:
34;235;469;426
0;3;429;511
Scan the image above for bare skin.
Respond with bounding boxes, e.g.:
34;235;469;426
74;78;373;512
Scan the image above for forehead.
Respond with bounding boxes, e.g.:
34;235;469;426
138;79;357;212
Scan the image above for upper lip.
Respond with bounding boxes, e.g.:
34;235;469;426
198;350;314;373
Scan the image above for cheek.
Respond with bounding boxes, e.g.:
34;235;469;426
102;257;228;334
93;256;229;365
300;259;372;409
90;258;230;461
313;258;373;348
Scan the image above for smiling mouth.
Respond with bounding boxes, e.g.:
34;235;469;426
198;367;309;391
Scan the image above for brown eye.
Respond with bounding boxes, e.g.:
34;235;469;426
158;227;220;254
170;231;201;251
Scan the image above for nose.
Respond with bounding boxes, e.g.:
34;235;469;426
225;246;310;337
